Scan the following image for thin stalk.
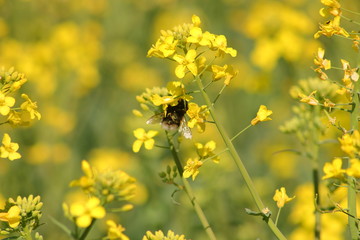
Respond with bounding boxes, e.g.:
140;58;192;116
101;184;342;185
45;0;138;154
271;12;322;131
348;80;360;239
165;133;217;240
195;76;286;240
275;207;282;226
231;124;252;141
78;219;96;240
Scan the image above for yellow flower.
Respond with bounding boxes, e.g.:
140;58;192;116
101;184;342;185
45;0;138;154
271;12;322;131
211;64;238;85
186;103;208;133
320;0;341;17
147;35;178;58
346;158;360;178
69;197;106;228
0;205;21;228
299;90;319;106
338;131;360;157
0;92;15;116
186;27;213;47
314;48;331;70
0;133;21;161
20;94;41;120
211;35;237;57
70;160;95;192
322;158;346;180
341;59;359;85
191;15;201;27
132;128;158;153
273;187;295;208
142;230;187;240
173;49;198;78
195;140;219;163
314;16;349;39
105;220;129;240
251;105;273;125
183;158;203;180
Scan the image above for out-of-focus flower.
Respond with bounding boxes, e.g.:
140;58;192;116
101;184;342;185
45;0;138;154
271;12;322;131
69;197;105;228
0;133;21;161
0;205;21;228
341;59;359;89
183;157;203;180
322;158;346;180
173;49;198;78
338;130;360;157
251;105;273;125
346;158;360;178
0;92;15;116
20;94;41;120
195;140;219;163
320;0;341;17
142;230;187;240
313;48;331;80
314;16;349;39
132;128;158;153
273;187;295;208
186;103;208;133
104;220;129;240
299;90;319;106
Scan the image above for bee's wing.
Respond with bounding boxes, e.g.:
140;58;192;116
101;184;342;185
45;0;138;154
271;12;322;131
146;113;164;125
179;118;192;139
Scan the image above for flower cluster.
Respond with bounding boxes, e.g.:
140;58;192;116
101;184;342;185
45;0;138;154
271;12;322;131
0;67;41;161
0;195;43;239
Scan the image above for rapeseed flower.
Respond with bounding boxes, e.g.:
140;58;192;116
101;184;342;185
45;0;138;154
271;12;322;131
314;16;349;39
132;128;158;153
251;105;273;125
142;230;187;240
20;94;41;120
346;158;360;178
195;140;219;163
0;206;21;228
104;220;129;240
0;133;21;161
69;197;105;228
273;187;295;208
186;103;208;132
322;158;346;180
183;157;203;180
173;49;198;78
0;92;15;116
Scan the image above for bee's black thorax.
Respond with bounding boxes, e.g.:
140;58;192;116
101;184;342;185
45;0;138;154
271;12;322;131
161;99;188;130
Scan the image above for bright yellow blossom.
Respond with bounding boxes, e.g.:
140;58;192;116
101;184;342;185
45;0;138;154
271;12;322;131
20;94;41;120
147;36;178;58
186;27;213;47
142;230;187;240
251;105;273;125
341;59;359;87
173;49;198;78
0;205;21;228
338;131;360;157
322;158;346;179
320;0;341;17
211;35;237;57
273;187;295;208
211;64;238;85
105;220;129;240
347;158;360;178
314;16;349;39
183;157;203;180
195;140;219;163
132;128;158;152
314;48;331;72
69;197;105;228
0;133;21;161
0;92;15;116
186;103;208;132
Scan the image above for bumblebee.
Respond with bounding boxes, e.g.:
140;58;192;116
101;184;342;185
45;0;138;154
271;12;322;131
146;99;192;139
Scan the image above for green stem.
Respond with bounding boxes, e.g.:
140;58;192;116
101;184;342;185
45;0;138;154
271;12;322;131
195;76;286;240
275;207;282;226
165;133;217;240
348;80;360;239
78;219;96;240
231;124;252;141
